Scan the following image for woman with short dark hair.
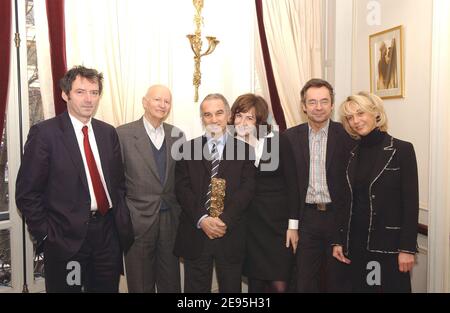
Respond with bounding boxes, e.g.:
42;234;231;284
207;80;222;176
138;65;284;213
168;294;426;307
230;93;295;293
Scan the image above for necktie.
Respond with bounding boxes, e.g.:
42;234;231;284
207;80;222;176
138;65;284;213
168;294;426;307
205;141;220;212
82;126;109;215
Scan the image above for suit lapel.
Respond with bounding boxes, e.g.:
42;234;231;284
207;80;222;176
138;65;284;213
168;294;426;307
299;125;310;175
347;145;359;188
218;135;235;176
134;119;161;184
326;121;337;171
162;123;173;185
163;123;181;184
201;136;212;175
369;135;396;185
58;112;89;193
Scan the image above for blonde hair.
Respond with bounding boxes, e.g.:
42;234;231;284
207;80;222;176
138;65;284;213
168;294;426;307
339;91;388;139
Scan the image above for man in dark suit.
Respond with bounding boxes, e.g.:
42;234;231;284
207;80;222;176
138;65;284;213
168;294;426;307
174;93;255;293
284;79;354;292
16;66;134;293
117;85;185;292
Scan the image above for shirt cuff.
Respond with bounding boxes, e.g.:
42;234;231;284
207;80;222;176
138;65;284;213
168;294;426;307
197;214;209;229
288;219;299;230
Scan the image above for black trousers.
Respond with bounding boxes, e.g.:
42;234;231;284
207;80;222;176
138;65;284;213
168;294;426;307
44;211;122;293
184;239;242;293
296;206;350;293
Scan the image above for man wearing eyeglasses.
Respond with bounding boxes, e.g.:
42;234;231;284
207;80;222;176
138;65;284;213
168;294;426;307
283;79;355;292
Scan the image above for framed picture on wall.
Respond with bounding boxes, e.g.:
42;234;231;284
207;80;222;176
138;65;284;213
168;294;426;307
369;25;404;99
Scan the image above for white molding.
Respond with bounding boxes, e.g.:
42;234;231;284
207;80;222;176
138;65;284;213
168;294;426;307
325;0;354;122
428;0;450;293
327;0;354;118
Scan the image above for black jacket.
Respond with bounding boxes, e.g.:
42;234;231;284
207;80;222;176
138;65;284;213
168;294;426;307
16;111;134;260
338;134;419;255
174;135;255;262
282;120;355;240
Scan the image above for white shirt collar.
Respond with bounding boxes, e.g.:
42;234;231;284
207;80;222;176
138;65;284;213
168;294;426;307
69;113;92;134
143;116;165;149
205;132;227;146
143;116;164;135
254;132;275;167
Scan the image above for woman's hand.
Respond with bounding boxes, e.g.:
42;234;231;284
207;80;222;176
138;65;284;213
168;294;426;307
398;252;415;272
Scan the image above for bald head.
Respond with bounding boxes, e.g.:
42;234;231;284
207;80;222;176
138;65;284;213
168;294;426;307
143;84;172;128
145;85;171;99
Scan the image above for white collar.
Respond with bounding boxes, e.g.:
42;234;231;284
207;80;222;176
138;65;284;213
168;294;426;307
143;117;164;134
69;113;92;133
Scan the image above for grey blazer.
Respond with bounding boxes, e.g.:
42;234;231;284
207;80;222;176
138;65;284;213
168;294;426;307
117;118;185;238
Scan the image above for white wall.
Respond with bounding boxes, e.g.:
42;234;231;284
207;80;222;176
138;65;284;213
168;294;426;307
351;0;432;221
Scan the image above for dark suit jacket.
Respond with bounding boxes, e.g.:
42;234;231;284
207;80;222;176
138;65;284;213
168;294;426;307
339;134;419;255
282;120;355;238
16;111;134;260
174;135;255;262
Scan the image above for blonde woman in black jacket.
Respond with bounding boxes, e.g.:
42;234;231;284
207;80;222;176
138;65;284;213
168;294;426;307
333;91;419;293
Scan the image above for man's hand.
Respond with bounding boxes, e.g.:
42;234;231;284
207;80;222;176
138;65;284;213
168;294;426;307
332;245;351;264
200;216;227;239
286;229;299;254
398;252;415;272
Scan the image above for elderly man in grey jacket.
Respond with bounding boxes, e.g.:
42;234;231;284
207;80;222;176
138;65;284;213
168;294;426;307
117;85;185;293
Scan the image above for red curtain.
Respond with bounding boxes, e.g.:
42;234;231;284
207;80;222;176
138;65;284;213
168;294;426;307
46;0;67;116
0;0;12;134
255;0;287;132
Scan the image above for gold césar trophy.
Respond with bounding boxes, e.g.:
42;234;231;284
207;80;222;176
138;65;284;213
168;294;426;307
209;178;226;217
187;0;219;102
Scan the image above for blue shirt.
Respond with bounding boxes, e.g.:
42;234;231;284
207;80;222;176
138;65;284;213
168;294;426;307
205;133;227;160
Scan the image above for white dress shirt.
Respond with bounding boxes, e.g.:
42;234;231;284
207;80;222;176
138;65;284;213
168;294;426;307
143;117;165;149
69;114;112;211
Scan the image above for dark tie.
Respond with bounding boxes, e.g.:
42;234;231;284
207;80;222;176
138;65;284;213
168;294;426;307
205;141;220;212
82;126;109;215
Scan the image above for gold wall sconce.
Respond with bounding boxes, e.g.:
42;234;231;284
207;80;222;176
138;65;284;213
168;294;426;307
187;0;219;102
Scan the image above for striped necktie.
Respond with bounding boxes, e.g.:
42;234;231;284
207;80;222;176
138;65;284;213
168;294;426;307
205;141;220;212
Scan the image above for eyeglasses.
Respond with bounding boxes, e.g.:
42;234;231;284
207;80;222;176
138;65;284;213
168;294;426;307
305;99;331;107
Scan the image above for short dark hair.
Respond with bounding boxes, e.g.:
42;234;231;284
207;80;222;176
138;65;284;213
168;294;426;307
59;65;104;96
300;78;335;104
230;93;271;138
